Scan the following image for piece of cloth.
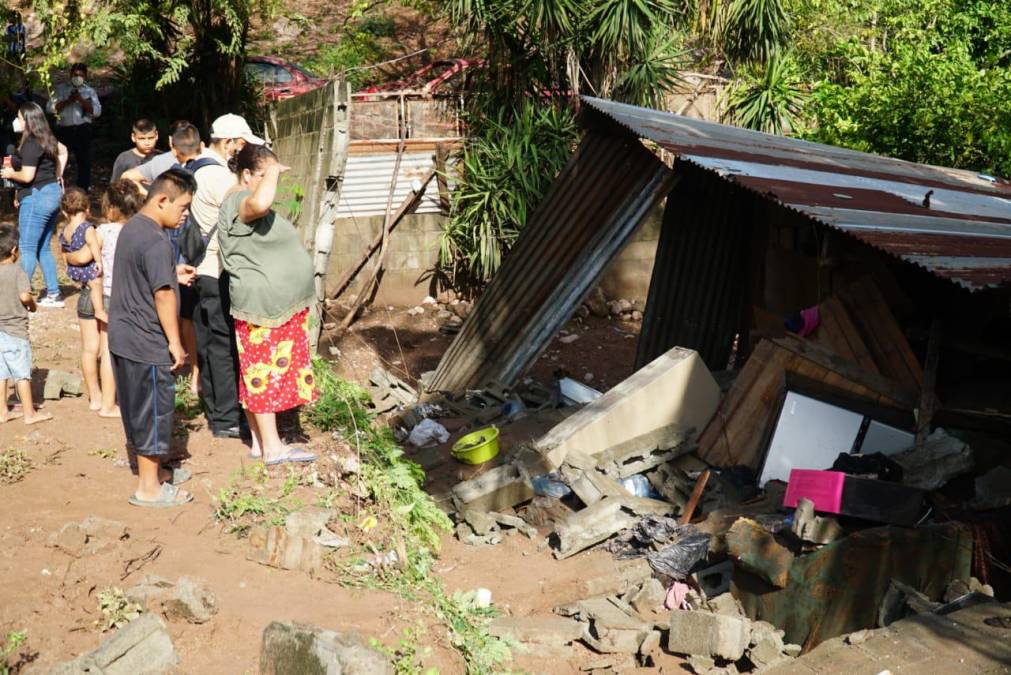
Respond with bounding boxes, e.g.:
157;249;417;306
665;582;691;611
189;148;234;279
6;22;25;56
134;150;178;183
97;222;123;297
48;82;101;127
18;181;62;297
194;273;242;433
108;213;178;366
112;353;174;459
218;190;315;327
798;306;820;338
111;148;154;183
61;220;99;283
235;308;317;414
56;122;94;191
15;137;59;201
0;264;30;341
0;330;31;381
77;287;95;320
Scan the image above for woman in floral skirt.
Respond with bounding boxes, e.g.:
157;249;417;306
217;143;318;465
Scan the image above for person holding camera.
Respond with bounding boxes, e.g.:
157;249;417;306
47;63;101;192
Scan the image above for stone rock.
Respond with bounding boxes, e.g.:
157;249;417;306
791;498;842;545
50;613;178;675
436;289;457;305
617;299;633;313
748;624;787;668
489;616;584;645
436;309;454;321
845;629;871;645
892;428;973;491
607;300;624;317
260;621;393;675
451;463;534;514
575;305;590;319
44;369;85;399
48;517;129;557
686;655;716;673
285;507;335;540
248;526;324;574
453;301;473;319
630;311;643;322
406;306;425;317
586;287;609;318
559;333;580;344
668;609;750;661
706;593;744;618
944;579;971;602
461;508;498;536
629;578;666;615
969;577;995;597
972;466;1011;510
782;643;802;657
489;511;538;538
128;575;217;624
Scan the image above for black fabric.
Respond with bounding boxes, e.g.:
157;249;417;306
55;122;93;190
111;149;153;182
112;353;175;459
179;283;197;320
830;452;904;483
15;137;57;201
108;214;179;366
194;273;241;432
177;156;224;266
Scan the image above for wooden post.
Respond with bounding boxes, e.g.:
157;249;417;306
680;469;711;525
915;319;942;449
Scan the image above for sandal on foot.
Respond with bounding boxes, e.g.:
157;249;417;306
166;467;191;486
247;451;262;460
264;448;317;466
128;482;193;508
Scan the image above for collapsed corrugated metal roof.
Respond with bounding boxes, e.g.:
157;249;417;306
583;96;1011;291
425;130;675;393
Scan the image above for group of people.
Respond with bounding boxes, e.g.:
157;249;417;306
0;69;321;508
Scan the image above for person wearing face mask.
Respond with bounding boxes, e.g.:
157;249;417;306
47;63;101;191
189;113;263;440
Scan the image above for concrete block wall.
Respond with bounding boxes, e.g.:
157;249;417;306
328;206;662;306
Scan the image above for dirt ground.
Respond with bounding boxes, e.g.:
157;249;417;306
0;262;684;672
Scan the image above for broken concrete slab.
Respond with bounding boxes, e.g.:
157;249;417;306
43;369;85;400
726;518;794;588
565;596;651;632
628;578;666;615
534;347;719;469
489;511;538;538
891;428;973;491
451;463;534;513
248;526;323;574
595;424;694;479
260;621;393;675
50;613;178;675
693;560;733;599
126;575;217;624
972;465;1011;510
554;496;675;559
791;498;842;545
461;508;498;536
668;609;750;660
489;616;584;645
573;558;654;600
706;593;744;618
560;463;629;506
747;620;789;669
284;507;336;540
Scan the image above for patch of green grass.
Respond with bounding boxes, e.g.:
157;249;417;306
0;449;33;485
174;377;203;420
212;465;305;536
1;630;27;675
88;448;116;460
307;358;510;673
370;624;436;675
94;587;142;632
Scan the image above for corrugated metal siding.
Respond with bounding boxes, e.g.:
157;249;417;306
583;96;1011;292
427;131;675;393
635;161;753;370
337;152;449;218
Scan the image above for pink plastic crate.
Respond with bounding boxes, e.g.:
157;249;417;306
783;469;845;514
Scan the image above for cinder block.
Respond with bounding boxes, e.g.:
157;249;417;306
668;609;750;660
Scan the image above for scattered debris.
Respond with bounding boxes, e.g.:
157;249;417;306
726;518;794;588
451;463;534;514
790;498;842;545
367;367;417;414
260;621;393;675
891;428;973;490
50;613;178;675
667;609;750;661
407;418;450;447
247;525;324;574
43;370;85;400
554;496;674;559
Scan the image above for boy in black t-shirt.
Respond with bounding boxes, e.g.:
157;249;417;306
108;169;197;507
111;118;158;182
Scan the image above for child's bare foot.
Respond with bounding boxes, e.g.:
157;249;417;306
24;411;53;425
0;411;23;423
89;400;102;411
98;406;121;418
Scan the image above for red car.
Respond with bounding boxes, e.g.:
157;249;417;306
245;56;327;102
356;58;481;97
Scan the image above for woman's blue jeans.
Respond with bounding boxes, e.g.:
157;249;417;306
18;182;62;297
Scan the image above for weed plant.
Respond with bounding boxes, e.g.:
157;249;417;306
0;449;33;485
94;587;142;632
174;377;203;420
0;630;27;675
212;465;305;536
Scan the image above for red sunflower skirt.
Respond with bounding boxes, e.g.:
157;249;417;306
235;308;318;414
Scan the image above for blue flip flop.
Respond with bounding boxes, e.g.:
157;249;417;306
264;448;317;466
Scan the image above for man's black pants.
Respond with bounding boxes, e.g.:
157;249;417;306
194;273;242;433
56;122;94;191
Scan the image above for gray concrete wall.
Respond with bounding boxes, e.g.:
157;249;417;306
328;206;662;306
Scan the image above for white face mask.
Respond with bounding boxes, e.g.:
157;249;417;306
12;117;22;133
71;75;84;87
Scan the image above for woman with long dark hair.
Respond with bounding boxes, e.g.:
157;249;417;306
217;143;318;465
1;101;68;307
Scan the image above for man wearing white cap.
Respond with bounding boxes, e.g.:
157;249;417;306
190;113;264;439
